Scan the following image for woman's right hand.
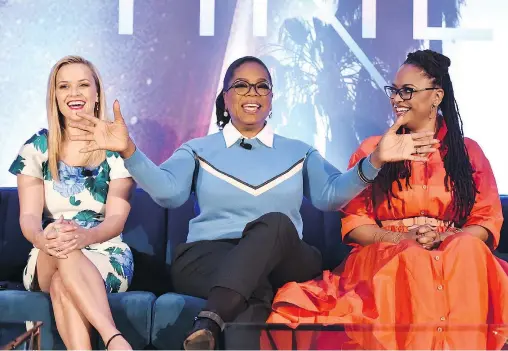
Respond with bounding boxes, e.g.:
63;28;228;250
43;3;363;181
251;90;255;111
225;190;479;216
69;100;135;158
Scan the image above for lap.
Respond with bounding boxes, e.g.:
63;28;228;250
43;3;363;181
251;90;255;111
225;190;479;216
171;237;322;300
269;240;322;289
25;241;133;293
171;213;322;301
170;239;238;298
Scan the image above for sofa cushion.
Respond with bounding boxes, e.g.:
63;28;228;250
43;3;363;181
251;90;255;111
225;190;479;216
165;195;197;265
0;290;155;349
103;291;156;349
323;211;352;270
300;198;326;253
151;292;206;350
0;290;62;350
123;189;170;294
0;188;32;282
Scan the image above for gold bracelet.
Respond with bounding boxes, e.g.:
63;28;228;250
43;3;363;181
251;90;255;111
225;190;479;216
374;230;402;244
374;231;386;243
448;227;463;234
391;232;404;244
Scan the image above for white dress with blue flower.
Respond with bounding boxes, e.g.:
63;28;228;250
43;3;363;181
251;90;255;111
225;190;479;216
9;129;134;293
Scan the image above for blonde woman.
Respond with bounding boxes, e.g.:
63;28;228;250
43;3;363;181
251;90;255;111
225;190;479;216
9;56;134;350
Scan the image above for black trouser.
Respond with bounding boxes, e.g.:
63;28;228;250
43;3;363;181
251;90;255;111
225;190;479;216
171;212;323;348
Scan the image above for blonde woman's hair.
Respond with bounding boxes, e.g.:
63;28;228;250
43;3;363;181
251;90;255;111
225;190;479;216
47;55;108;181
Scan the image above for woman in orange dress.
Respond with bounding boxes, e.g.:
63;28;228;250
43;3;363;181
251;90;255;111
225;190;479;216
265;50;507;350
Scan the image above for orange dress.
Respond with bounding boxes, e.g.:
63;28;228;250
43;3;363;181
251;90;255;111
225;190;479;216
264;124;507;350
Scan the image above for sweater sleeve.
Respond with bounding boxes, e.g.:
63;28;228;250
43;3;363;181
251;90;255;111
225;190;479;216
123;143;196;208
303;147;380;211
340;138;381;238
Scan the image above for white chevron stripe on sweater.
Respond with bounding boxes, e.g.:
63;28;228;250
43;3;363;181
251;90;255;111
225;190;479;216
198;158;304;197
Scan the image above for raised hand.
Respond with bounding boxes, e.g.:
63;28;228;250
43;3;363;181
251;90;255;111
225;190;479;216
68;100;131;154
370;115;440;168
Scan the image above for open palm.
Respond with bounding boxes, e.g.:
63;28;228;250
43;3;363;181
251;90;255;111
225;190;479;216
69;101;130;153
376;116;439;163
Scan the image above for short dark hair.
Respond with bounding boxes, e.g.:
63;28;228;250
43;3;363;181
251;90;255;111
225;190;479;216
215;56;272;129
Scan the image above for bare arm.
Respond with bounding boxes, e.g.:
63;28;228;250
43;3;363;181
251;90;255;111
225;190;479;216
17;174;44;245
345;224;403;246
345;224;436;247
17;175;73;257
461;225;489;242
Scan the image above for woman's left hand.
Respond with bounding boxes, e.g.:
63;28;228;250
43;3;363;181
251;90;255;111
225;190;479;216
370;116;440;168
419;231;455;250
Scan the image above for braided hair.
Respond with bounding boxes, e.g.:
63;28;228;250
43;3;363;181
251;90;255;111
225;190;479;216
216;56;272;129
373;50;477;225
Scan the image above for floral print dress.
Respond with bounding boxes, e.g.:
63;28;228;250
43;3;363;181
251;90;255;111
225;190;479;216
9;129;134;293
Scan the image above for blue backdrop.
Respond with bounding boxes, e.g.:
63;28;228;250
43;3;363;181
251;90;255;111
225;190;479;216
1;0;506;193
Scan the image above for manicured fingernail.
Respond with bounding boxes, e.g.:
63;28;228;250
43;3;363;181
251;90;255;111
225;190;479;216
75;235;79;238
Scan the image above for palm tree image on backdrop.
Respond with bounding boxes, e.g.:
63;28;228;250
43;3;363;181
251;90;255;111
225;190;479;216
255;0;464;170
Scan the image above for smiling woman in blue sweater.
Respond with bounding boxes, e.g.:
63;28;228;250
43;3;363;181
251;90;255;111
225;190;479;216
69;56;438;350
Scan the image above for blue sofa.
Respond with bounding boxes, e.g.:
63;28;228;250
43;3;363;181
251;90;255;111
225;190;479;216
1;187;507;349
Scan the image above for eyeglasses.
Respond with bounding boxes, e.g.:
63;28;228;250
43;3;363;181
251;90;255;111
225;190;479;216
384;86;438;101
226;80;272;96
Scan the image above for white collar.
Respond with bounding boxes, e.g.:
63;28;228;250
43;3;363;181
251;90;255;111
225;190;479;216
222;122;274;148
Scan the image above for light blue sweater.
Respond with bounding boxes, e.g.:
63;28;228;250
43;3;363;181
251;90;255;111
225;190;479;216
124;130;379;243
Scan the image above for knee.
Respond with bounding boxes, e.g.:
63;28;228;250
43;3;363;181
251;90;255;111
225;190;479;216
258;212;291;224
444;233;487;251
49;273;66;297
256;212;299;239
55;250;82;267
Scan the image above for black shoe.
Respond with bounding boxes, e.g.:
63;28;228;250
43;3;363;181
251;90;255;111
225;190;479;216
183;311;224;350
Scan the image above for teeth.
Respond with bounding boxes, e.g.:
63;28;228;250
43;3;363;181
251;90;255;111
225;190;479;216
244;104;260;108
68;101;85;107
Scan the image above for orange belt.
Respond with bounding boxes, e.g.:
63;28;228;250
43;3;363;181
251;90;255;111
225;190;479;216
381;217;453;229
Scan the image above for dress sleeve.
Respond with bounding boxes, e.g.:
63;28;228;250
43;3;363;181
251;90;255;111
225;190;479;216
106;151;132;180
463;139;503;248
340;137;381;240
8;129;48;180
